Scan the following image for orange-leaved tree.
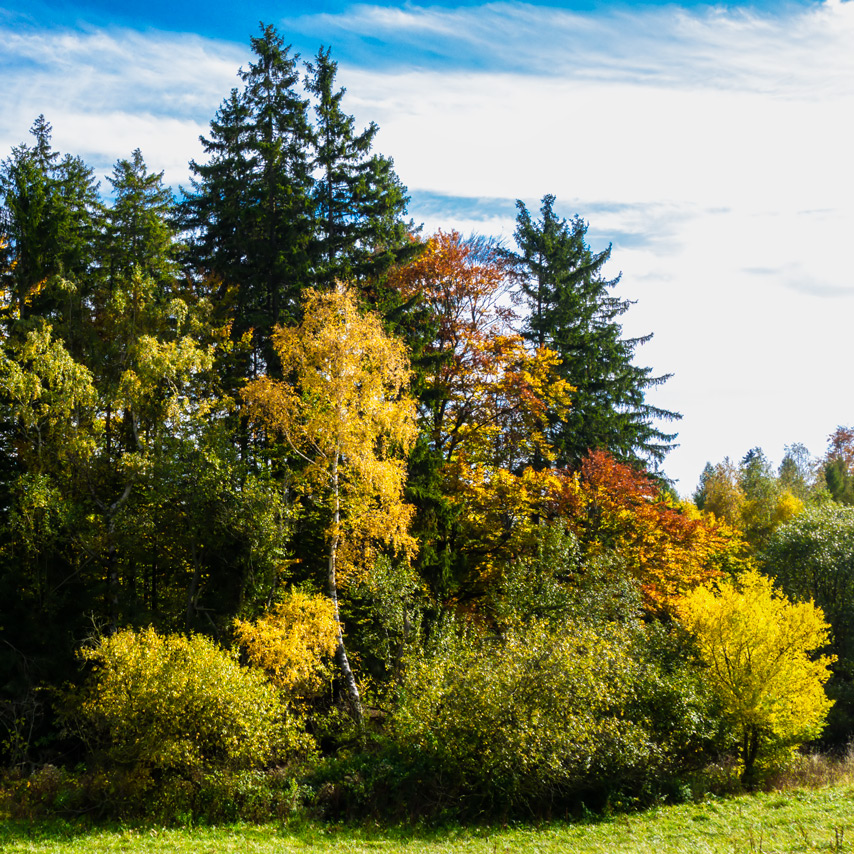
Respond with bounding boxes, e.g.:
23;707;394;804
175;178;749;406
387;231;573;595
388;230;571;468
243;286;417;725
574;451;748;612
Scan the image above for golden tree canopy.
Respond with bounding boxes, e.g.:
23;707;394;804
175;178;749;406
679;568;834;782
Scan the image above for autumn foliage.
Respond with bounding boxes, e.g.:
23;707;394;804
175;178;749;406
679;569;834;784
571;451;746;612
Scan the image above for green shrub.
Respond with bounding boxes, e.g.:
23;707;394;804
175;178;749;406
380;618;714;818
65;627;310;776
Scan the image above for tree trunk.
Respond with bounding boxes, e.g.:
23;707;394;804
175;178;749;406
740;725;760;789
328;448;364;727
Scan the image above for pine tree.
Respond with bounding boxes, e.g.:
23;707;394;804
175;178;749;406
181;25;314;363
305;46;411;289
511;194;679;469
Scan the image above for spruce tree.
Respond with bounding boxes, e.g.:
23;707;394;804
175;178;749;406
104;149;177;288
181;25;314;363
512;194;679;469
305;46;411;289
0;116;101;323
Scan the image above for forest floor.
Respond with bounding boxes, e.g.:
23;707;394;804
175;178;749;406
2;784;854;853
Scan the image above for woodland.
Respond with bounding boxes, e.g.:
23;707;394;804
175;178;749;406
1;24;853;824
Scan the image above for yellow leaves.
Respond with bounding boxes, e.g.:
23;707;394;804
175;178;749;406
243;285;418;577
679;569;834;769
772;489;804;529
72;627;299;773
233;590;338;696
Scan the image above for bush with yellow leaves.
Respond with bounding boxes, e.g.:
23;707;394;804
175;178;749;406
66;627;308;777
233;590;339;697
679;568;834;786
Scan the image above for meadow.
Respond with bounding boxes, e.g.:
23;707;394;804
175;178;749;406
3;784;854;854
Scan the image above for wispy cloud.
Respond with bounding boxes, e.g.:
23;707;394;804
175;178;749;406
0;24;246;183
285;1;854;96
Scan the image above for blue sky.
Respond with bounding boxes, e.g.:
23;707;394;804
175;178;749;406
2;0;853;490
6;0;821;47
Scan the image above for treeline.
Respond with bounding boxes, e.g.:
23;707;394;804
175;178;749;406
0;25;846;823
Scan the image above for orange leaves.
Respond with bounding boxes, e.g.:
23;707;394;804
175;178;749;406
573;451;744;612
388;231;571;467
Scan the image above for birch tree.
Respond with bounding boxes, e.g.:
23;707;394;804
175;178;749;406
243;285;416;724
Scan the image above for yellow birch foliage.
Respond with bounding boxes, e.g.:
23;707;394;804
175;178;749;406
243;285;418;578
233;590;339;696
679;568;834;777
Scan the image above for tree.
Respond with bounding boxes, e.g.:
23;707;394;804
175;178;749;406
575;450;746;612
0;116;101;325
822;426;854;505
693;450;804;551
511;194;679;469
386;230;572;599
243;286;417;725
306;47;411;288
182;25;314;360
764;505;854;661
778;442;815;502
679;568;834;785
103;149;178;288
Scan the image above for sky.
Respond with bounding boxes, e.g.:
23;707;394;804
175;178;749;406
2;0;853;493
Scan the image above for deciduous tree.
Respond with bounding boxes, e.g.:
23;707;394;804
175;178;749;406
243;285;417;724
679;568;834;785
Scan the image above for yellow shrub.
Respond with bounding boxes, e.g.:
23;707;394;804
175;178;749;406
233;590;338;696
679;569;834;783
69;628;305;774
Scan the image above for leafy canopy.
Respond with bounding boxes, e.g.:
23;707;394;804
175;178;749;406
679;568;834;783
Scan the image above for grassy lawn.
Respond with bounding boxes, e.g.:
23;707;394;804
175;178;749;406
3;785;854;854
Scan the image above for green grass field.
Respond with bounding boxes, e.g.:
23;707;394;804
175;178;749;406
3;785;854;854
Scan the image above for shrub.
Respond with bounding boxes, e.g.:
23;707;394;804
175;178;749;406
380;617;713;818
65;627;310;776
679;568;834;786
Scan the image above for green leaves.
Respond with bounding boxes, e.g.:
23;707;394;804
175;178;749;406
68;628;307;774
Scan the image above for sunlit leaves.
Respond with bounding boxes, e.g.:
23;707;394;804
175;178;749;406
68;628;303;774
234;590;338;697
576;451;746;612
244;285;418;577
679;569;834;782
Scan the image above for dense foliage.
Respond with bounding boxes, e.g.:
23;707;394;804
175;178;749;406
0;23;842;823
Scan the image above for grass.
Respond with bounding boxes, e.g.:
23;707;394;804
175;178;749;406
3;785;854;854
4;751;854;854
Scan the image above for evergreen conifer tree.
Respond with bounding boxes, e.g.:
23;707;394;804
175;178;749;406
104;149;177;288
305;46;411;289
181;25;314;364
0;116;101;323
511;194;679;469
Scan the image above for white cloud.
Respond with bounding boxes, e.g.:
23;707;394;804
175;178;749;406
0;25;246;184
